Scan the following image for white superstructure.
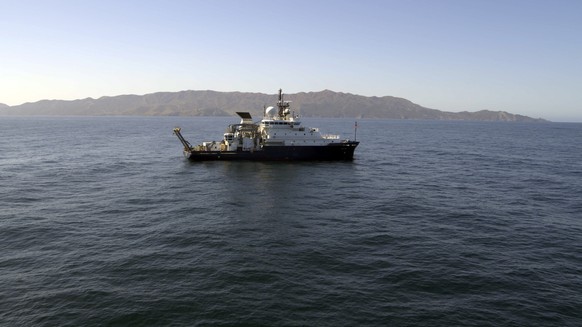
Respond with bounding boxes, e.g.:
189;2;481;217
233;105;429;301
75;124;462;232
199;89;345;152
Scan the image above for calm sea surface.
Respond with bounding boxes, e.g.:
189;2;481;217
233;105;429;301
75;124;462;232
1;116;581;326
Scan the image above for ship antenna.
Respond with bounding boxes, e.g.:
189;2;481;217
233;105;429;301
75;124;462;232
354;121;358;141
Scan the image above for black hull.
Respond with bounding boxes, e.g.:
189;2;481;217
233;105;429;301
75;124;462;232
185;142;359;161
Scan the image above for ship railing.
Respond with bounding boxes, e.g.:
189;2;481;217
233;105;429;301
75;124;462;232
322;134;340;140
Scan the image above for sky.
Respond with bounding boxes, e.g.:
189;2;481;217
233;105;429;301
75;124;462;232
1;0;581;121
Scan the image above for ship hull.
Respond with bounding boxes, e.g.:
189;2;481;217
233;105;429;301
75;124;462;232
185;142;359;161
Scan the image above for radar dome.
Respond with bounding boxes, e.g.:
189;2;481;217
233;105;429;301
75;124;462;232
265;106;276;118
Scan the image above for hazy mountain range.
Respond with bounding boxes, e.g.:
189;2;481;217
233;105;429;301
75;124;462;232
0;90;546;122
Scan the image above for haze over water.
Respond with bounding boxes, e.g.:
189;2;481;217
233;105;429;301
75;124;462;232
1;116;581;326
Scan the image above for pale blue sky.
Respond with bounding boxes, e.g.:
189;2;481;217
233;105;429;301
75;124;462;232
1;0;580;121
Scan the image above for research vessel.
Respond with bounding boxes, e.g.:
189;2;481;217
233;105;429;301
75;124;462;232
173;89;359;161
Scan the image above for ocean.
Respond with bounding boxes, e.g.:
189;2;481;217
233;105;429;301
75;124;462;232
1;116;581;326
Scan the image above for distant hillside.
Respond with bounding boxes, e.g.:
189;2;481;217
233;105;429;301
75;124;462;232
0;90;547;122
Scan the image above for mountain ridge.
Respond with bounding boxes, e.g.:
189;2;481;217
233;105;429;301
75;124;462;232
0;90;547;122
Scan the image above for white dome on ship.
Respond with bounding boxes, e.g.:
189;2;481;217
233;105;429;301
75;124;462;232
265;106;276;118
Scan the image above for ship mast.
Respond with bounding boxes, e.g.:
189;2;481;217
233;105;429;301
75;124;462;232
277;88;290;119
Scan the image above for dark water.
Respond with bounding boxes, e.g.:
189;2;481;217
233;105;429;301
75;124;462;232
1;116;581;326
